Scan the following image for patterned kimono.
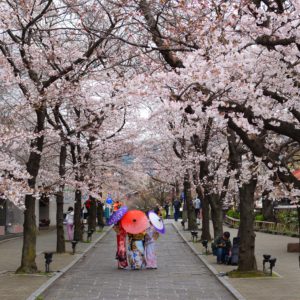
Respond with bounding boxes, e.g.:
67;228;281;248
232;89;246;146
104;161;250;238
114;224;128;269
145;225;159;269
127;232;146;270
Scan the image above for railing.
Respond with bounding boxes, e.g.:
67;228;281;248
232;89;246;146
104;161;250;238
224;215;299;236
224;215;240;228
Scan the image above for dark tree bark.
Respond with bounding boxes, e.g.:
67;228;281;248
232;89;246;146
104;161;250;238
17;108;46;273
97;201;104;229
195;185;211;240
88;196;97;231
194;120;213;241
184;171;197;230
227;128;258;271
238;178;258;272
139;0;184;68
201;195;211;240
56;144;67;253
73;189;83;241
209;194;223;239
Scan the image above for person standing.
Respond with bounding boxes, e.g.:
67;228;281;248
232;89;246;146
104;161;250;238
65;206;74;241
113;200;121;212
82;202;88;223
193;196;201;219
153;204;160;215
127;232;146;270
164;202;169;219
113;222;128;269
173;199;181;222
144;223;159;269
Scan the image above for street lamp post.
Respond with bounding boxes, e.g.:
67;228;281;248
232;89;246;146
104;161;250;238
87;228;95;242
191;231;198;243
201;240;208;254
263;254;271;273
263;254;276;275
269;258;277;276
71;240;78;254
44;252;53;273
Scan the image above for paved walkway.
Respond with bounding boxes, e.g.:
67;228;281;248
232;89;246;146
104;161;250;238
0;227;108;300
42;224;235;300
177;222;300;300
0;221;298;300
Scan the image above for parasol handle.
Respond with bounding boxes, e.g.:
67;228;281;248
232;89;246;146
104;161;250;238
133;219;137;222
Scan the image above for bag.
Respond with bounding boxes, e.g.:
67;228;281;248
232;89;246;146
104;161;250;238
230;237;240;265
211;241;217;256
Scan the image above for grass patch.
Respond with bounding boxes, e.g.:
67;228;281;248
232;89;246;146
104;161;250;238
227;270;278;278
15;271;53;277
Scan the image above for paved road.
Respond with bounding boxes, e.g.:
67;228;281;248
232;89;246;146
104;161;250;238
42;224;235;300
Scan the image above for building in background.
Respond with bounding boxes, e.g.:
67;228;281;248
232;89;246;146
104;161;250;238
0;198;23;236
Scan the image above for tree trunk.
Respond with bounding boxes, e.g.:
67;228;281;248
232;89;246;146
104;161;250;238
196;185;211;241
17;108;46;273
17;194;37;273
201;193;212;241
184;171;197;230
209;193;223;239
238;178;257;272
88;196;97;231
74;189;83;241
97;201;104;229
56;143;67;253
56;190;65;253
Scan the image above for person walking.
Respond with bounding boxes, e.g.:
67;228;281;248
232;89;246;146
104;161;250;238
113;222;128;269
173;199;181;222
65;206;74;241
193;196;201;219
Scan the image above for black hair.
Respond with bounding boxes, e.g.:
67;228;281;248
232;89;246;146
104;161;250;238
223;231;230;238
68;206;73;212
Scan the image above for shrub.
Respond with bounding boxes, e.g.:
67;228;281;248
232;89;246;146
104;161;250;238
276;210;298;226
255;214;264;221
226;209;240;219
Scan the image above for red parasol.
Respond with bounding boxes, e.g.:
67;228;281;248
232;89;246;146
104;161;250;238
121;210;149;234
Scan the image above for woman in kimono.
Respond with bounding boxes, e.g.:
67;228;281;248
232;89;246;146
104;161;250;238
113;222;128;269
144;223;159;269
127;232;146;270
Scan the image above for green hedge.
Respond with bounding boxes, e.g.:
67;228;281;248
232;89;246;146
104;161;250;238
255;214;264;221
226;209;240;219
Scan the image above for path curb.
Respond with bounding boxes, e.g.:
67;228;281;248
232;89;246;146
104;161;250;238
27;227;112;300
172;223;246;300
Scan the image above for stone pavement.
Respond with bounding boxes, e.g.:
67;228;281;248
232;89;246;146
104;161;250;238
1;221;299;300
176;222;300;300
0;227;109;300
41;224;235;300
